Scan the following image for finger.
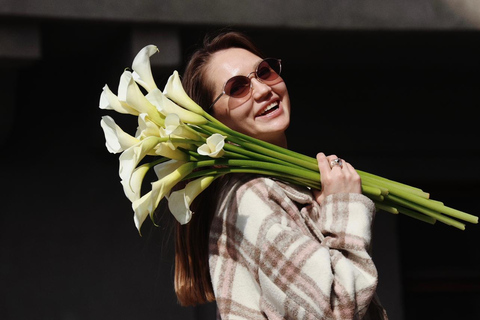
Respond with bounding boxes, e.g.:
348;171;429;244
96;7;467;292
341;161;362;192
312;188;324;204
343;161;359;179
326;154;337;160
316;153;332;176
341;160;354;174
327;154;343;170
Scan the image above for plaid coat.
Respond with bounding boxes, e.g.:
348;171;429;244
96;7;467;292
209;174;388;320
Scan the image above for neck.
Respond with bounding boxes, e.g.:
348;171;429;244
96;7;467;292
267;133;288;149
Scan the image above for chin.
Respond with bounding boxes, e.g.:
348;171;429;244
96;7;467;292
256;125;289;144
266;117;290;134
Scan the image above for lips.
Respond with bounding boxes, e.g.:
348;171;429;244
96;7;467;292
256;101;280;117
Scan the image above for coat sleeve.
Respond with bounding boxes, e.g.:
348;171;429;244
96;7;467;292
257;192;378;319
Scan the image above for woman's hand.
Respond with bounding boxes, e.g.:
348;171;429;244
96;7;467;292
313;152;362;205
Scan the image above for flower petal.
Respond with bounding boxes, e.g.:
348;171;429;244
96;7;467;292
167;189;191;224
164;113;203;142
167;176;215;224
135;113;162;139
155;143;190;160
147;162;195;218
119;136;159;198
99;84;139;115
100;116;139;153
197;133;225;158
132;191;152;235
146;88;207;125
164;70;204;114
153;160;185;180
132;45;159;93
164;113;181;135
118;71;164;126
131;160;188;234
122;163;151;202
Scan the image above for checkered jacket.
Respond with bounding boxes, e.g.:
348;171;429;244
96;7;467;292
209;174;388;319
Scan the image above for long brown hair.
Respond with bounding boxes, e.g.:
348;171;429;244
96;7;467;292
174;30;264;306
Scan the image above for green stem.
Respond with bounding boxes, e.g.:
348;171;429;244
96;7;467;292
222;142;312;169
384;194;466;229
386;186;477;224
185;166;320;189
191;159;320;183
200;122;317;169
395;206;437;225
202;112;313;159
374;203;399;214
362;185;383;197
361;179;390;196
357;170;429;199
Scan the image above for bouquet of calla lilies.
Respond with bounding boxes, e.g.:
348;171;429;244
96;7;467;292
100;45;478;234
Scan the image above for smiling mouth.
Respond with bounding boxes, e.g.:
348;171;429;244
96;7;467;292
258;102;279;117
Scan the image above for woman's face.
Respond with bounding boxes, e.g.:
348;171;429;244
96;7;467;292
206;48;291;147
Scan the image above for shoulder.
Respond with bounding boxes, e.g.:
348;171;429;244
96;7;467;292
216;174;282;211
219;173;314;204
220;173;278;195
216;174;313;217
216;174;284;221
212;174;316;243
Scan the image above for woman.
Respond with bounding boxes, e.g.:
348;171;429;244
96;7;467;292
174;30;388;319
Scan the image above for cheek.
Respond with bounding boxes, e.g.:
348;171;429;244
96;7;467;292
272;81;289;99
212;107;236;129
280;84;290;99
282;89;291;110
213;105;252;132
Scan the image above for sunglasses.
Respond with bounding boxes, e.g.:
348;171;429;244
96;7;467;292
209;58;282;109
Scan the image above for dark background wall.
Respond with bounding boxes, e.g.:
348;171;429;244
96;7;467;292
1;1;480;319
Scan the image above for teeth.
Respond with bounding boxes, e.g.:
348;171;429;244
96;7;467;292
261;102;278;115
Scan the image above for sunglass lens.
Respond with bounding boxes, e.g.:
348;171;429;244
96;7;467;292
257;59;281;82
225;76;250;98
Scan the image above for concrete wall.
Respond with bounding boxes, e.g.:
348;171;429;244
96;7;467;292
2;0;480;29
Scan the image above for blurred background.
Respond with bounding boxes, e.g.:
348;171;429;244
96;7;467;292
1;1;479;319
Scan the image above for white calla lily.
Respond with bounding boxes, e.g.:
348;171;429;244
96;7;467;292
197;133;226;158
132;159;185;233
122;162;151;202
119;136;159;198
154;143;190;160
148;161;195;213
164;113;201;140
153;159;186;180
163;70;204;114
135;113;162;139
168;175;216;224
132;160;195;233
100;116;139;153
118;69;131;99
132;191;153;235
132;45;159;93
167;189;190;224
118;71;164;126
99;84;139;115
157;127;180;151
146;88;207;125
164;113;182;135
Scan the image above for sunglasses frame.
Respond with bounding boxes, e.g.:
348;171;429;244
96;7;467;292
209;58;282;110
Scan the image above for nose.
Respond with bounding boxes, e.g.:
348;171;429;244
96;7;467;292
250;78;272;100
